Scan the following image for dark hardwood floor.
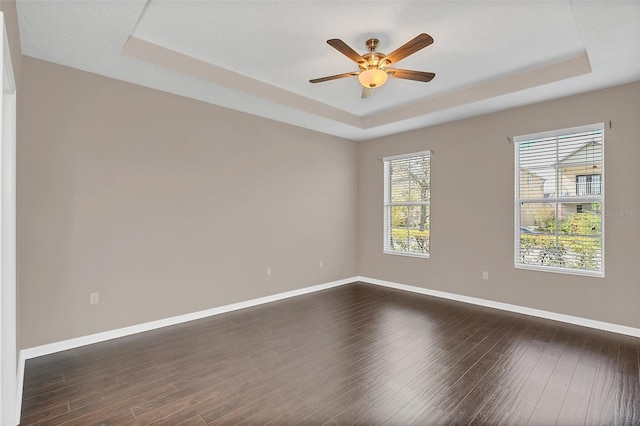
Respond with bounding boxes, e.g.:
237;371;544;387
20;282;640;425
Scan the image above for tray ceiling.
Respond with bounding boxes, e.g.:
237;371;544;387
16;1;640;141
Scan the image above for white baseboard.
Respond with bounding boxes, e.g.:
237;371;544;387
20;276;358;361
15;276;356;422
20;275;640;360
16;274;639;423
358;276;640;338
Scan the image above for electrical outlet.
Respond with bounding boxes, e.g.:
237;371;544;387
266;267;271;276
319;260;324;269
89;292;99;304
482;271;489;280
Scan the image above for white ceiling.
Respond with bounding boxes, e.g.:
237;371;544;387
16;1;640;141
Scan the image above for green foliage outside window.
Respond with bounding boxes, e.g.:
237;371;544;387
520;209;602;271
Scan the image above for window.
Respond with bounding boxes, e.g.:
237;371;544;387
514;123;604;276
576;174;601;195
384;151;431;257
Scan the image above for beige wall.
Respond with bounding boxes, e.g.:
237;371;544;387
17;52;640;348
358;81;640;328
19;57;358;348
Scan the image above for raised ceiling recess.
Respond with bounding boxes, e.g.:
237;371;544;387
16;1;640;141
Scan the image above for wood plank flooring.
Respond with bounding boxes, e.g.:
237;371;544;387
20;282;640;425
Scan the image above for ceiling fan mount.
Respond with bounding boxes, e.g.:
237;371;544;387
365;38;380;52
310;34;436;98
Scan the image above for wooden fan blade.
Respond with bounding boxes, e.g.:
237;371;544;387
327;39;367;65
387;69;435;82
381;33;434;65
361;87;375;98
309;72;358;83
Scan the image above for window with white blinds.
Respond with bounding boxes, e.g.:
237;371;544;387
515;123;604;276
384;151;431;258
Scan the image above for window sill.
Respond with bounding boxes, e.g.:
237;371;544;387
514;263;604;278
384;250;430;259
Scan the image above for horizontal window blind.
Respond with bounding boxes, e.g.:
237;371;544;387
384;151;431;257
515;123;604;276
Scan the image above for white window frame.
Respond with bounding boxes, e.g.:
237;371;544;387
383;150;431;258
0;16;17;425
514;123;604;277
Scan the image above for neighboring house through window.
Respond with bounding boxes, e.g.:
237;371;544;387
383;151;431;257
514;123;604;276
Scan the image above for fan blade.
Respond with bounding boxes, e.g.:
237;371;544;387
361;87;375;98
327;39;367;65
381;33;434;65
309;72;358;83
387;69;435;82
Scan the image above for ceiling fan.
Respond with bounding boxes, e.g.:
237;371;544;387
309;33;435;98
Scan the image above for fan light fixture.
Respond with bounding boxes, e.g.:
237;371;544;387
358;68;388;88
309;34;435;99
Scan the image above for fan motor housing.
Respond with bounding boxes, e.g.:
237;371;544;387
362;52;387;69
